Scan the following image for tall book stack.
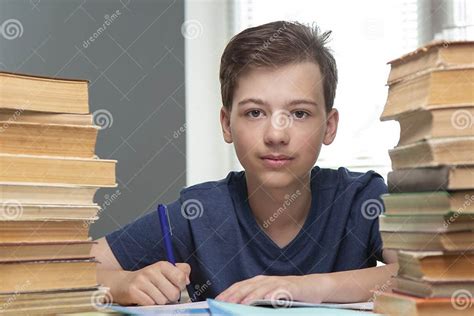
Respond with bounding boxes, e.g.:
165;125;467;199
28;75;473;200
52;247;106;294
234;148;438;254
373;42;474;315
0;72;116;314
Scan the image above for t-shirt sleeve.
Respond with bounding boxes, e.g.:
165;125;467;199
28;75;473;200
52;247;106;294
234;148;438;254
105;209;166;271
364;175;388;263
105;199;192;271
368;208;385;263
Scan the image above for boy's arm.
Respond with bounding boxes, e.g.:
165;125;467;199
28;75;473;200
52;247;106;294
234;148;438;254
299;249;398;303
92;237;123;270
216;249;398;304
91;237;191;305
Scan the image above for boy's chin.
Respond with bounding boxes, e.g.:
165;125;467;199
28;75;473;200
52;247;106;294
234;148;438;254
256;170;302;190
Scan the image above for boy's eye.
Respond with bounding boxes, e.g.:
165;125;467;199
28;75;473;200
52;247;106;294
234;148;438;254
247;110;263;118
293;110;309;119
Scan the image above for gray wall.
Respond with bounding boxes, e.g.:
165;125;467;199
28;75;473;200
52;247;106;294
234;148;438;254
0;0;186;238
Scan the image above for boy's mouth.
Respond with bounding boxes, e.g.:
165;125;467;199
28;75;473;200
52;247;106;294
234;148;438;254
260;154;294;168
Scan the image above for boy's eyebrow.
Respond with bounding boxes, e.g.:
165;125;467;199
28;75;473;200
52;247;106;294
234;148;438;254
287;99;319;107
237;98;268;107
237;98;319;107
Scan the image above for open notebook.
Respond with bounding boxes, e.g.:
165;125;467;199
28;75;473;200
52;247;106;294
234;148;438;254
107;299;374;315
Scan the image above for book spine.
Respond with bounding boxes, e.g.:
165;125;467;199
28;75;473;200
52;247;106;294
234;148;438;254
387;167;449;193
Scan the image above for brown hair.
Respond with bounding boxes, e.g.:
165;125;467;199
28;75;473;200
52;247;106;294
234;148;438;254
219;21;338;112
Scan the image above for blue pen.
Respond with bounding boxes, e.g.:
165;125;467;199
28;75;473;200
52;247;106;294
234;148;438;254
157;204;181;302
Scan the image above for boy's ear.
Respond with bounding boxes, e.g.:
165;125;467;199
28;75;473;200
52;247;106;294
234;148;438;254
323;108;339;145
220;106;233;143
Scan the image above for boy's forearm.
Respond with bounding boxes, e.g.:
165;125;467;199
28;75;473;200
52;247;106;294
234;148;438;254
97;268;128;287
299;263;398;303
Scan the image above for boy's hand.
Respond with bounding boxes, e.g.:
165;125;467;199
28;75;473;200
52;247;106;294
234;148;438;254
216;275;310;305
111;261;191;306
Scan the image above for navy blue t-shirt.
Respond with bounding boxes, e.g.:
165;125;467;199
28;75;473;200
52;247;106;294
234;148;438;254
106;166;387;301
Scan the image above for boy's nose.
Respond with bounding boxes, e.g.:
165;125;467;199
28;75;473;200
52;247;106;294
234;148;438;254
263;111;291;145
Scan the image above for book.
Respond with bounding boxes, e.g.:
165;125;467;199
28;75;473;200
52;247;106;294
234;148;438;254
397;107;474;146
249;299;373;310
0;204;100;220
0;287;105;316
387;166;474;192
379;214;474;232
0;121;99;158
381;68;474;121
374;291;473;316
0;70;116;315
0;259;98;292
388;137;474;170
108;299;374;315
381;191;474;215
0;109;93;125
381;230;474;251
0;183;99;205
207;299;374;315
397;251;474;282
376;41;474;315
0;72;89;114
0;153;116;186
387;41;474;85
0;220;92;242
395;276;474;298
0;241;96;262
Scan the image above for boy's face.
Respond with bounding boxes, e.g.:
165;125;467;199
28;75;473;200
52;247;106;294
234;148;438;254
220;61;338;189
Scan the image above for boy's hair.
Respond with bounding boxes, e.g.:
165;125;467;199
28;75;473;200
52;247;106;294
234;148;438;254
219;21;338;113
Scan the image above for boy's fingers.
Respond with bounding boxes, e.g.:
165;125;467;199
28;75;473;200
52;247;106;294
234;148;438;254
131;288;158;306
241;286;276;304
151;272;181;302
220;283;254;303
176;263;191;276
136;291;155;306
139;281;168;305
216;282;240;300
160;263;189;289
176;263;191;284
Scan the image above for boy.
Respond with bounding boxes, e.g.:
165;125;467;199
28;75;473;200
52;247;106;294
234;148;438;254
92;21;397;306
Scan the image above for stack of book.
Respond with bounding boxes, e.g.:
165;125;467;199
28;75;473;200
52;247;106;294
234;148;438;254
373;41;474;315
0;72;116;314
